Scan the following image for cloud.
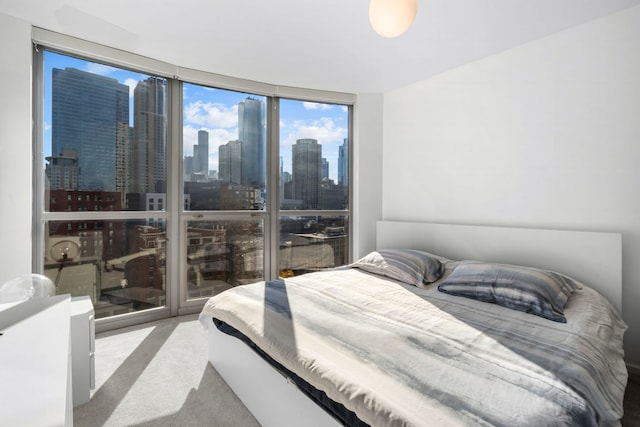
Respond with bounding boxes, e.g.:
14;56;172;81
281;117;346;149
85;63;118;76
184;100;238;129
303;102;333;111
124;78;138;96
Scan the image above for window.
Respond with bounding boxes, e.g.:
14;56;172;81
37;50;168;320
183;85;267;211
278;99;350;276
33;36;353;329
182;84;268;302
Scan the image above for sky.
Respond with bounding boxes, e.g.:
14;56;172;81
43;50;349;182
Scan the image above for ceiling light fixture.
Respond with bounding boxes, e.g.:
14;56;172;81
369;0;418;38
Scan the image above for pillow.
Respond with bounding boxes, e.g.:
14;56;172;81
437;261;582;322
350;249;444;286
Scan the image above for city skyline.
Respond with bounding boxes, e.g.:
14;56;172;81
38;49;351;320
43;51;349;183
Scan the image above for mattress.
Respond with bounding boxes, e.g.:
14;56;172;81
200;263;628;426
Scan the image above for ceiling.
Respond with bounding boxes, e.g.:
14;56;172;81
2;0;639;94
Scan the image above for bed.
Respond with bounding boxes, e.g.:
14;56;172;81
199;221;628;426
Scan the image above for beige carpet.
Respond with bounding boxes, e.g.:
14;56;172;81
75;314;640;427
73;314;259;427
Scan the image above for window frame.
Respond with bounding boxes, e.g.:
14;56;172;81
32;28;355;332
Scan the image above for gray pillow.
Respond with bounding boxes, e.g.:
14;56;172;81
437;261;581;323
350;249;444;286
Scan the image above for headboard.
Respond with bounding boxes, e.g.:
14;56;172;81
376;221;622;314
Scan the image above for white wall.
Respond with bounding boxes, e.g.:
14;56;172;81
0;13;32;286
382;6;640;367
354;93;384;258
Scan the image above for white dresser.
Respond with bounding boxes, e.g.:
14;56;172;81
0;294;95;426
71;296;96;407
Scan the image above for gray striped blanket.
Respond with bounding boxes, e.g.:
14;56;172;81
200;266;627;426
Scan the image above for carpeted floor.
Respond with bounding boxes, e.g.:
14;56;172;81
73;314;259;427
75;314;640;426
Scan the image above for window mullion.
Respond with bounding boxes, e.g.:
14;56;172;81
32;46;45;274
167;78;182;315
267;97;280;281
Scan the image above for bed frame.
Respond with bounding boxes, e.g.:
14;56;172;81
206;221;622;427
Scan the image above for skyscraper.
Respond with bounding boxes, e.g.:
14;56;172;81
183;130;211;183
183;155;194;181
52;67;129;192
115;124;132;203
238;97;266;187
292;138;322;209
196;129;209;177
132;77;167;193
45;149;79;191
338;138;348;187
321;158;329;181
219;140;242;184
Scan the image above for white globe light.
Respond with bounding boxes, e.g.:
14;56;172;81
0;273;56;303
369;0;418;38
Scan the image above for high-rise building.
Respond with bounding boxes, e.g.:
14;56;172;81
239;98;266;187
115;124;132;205
219;140;242;184
338;138;348;187
292;138;322;209
183;155;194;182
184;130;209;183
52;67;129;192
321;158;329;181
279;157;285;200
196;130;209;177
45;149;79;191
132;77;167;193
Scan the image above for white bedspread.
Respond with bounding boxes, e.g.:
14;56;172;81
200;267;627;426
